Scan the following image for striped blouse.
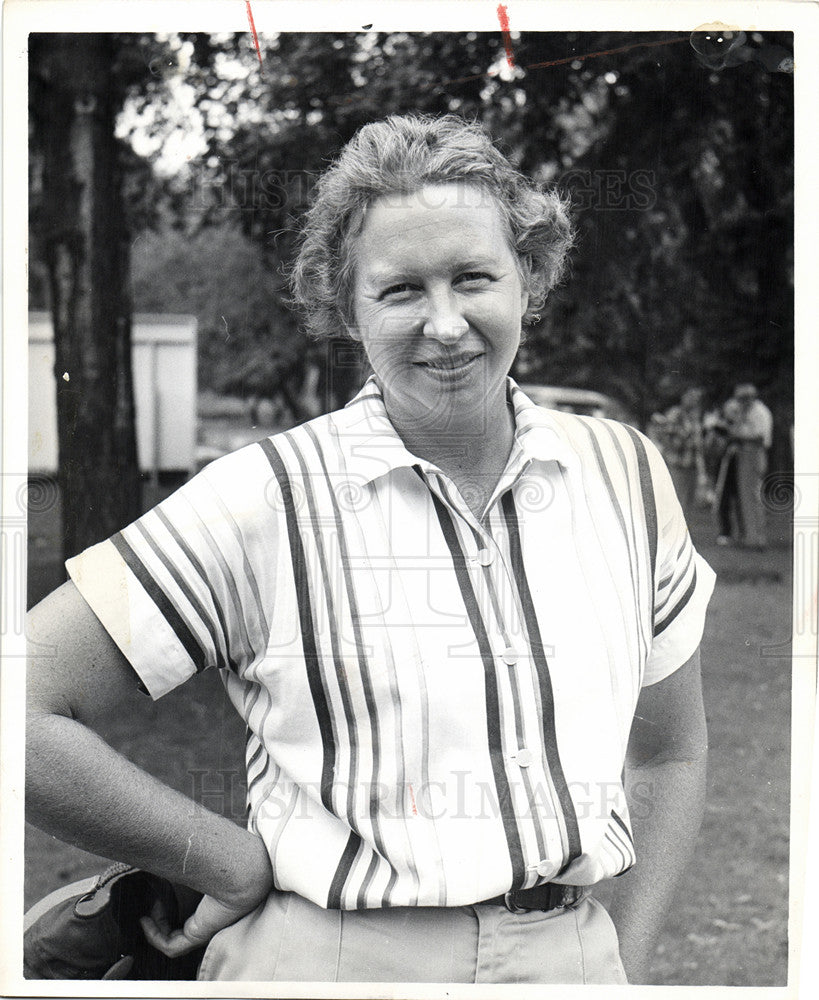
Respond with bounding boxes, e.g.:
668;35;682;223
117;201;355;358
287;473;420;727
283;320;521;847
67;378;715;910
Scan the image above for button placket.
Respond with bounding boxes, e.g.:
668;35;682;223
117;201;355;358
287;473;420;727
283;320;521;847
471;538;519;672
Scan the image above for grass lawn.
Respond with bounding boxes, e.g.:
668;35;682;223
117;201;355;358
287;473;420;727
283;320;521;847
22;484;794;986
652;577;791;985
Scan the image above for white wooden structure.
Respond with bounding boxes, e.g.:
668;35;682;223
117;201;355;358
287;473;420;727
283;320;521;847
28;312;198;476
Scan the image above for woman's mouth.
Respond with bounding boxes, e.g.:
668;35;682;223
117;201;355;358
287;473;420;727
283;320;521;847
416;352;483;377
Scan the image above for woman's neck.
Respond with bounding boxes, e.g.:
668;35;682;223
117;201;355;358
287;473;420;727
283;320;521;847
387;393;516;516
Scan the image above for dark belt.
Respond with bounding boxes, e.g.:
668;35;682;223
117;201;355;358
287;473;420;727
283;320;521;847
480;882;586;914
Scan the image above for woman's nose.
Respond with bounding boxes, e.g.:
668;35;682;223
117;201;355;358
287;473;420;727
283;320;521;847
422;292;469;343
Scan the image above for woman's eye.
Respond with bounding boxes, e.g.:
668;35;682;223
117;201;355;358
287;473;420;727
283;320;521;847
380;283;415;299
456;272;492;285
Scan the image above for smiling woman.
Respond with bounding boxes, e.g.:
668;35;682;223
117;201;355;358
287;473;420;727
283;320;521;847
348;183;527;510
26;113;715;985
289;114;575;517
289;114;574;339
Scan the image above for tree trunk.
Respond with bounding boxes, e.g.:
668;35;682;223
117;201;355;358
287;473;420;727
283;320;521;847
32;34;141;560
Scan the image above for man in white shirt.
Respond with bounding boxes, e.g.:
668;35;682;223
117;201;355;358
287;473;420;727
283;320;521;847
731;383;773;549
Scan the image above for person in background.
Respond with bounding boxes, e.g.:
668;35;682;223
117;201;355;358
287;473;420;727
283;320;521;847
709;397;744;545
646;411;667;452
730;383;773;549
658;388;706;515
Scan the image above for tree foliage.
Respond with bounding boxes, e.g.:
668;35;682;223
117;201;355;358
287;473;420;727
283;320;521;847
62;30;793;464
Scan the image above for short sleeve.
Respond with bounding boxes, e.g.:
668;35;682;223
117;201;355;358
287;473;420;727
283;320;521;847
642;438;716;686
66;444;279;699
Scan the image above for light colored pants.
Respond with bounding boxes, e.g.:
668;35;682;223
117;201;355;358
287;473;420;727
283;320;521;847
735;442;768;547
197;890;628;984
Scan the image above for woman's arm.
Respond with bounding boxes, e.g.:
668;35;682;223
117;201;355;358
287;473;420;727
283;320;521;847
26;580;273;956
607;648;708;983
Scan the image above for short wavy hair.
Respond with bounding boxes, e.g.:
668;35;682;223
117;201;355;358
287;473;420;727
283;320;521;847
289;113;575;339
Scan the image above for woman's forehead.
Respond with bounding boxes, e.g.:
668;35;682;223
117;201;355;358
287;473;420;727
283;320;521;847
354;186;513;274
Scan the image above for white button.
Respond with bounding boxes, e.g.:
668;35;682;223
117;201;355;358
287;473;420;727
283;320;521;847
514;748;533;767
536;860;553;878
501;647;518;665
476;548;493;566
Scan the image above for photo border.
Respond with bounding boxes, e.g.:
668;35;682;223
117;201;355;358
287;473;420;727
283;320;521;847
3;2;817;997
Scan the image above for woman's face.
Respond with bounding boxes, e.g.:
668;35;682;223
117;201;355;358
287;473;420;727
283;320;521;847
350;182;528;435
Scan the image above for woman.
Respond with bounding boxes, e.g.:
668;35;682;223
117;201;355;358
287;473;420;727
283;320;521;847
26;114;714;984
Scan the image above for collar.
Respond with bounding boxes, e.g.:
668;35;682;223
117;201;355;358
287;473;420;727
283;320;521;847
335;376;578;486
507;379;579;470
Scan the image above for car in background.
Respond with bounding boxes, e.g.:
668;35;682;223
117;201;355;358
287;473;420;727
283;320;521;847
519;384;635;425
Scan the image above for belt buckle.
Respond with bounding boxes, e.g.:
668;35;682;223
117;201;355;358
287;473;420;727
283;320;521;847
502;890;531;914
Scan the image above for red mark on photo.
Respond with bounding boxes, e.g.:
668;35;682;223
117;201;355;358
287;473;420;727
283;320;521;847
526;36;685;71
440;35;688;89
245;1;263;71
497;5;515;69
409;784;418;816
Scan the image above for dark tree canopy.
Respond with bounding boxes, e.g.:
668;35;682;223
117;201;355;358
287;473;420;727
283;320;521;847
126;30;792;442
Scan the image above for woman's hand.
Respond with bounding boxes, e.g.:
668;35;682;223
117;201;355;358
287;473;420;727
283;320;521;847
141;835;275;957
141;882;272;958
